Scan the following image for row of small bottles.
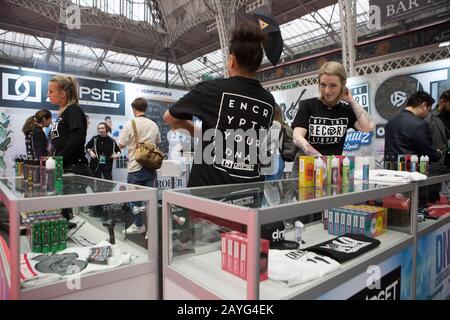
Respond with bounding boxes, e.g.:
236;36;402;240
300;155;370;188
15;156;64;193
384;154;429;174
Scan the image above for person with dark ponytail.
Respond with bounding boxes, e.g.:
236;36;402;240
48;74;92;176
22;109;52;159
164;23;276;187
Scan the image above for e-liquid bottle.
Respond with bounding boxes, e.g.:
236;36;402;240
410;155;418;172
331;156;339;186
315;157;324;188
342;157;350;186
295;220;304;248
362;157;370;182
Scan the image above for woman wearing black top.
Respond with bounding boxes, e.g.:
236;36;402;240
292;61;375;156
22;109;52;159
86;122;120;180
48;74;92;176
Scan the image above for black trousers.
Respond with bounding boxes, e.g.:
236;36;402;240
90;161;113;180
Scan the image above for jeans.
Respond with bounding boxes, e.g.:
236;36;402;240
265;155;285;181
127;167;156;227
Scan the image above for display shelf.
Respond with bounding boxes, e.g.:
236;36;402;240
0;174;158;300
167;223;411;300
163;178;416;300
418;214;450;237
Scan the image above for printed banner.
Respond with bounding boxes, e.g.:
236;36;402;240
416;221;450;300
318;245;413;299
0;67;125;115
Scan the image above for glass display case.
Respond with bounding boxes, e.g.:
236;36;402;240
0;174;158;300
415;173;450;300
162;179;417;300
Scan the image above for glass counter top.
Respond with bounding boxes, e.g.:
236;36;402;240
169;179;407;209
0;174;150;199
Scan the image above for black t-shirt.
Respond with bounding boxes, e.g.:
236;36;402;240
291;98;357;155
50;104;88;167
305;233;380;263
25;127;48;159
169;76;275;187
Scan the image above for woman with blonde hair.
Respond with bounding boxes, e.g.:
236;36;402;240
22;109;52;159
48;74;91;176
292;61;375;156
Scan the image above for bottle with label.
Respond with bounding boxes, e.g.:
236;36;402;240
45;157;56;194
295;220;304;248
331;156;339;186
315;157;324;188
419;155;427;174
362;157;370;182
410;155;418;172
342;157;350;186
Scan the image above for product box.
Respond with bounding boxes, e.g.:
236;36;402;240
322;210;329;230
345;205;387;237
347;156;355;184
221;233;227;271
299;156;315;187
334;210;340;235
221;232;269;281
346;210;353;234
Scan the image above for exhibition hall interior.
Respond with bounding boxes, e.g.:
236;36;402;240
0;0;449;300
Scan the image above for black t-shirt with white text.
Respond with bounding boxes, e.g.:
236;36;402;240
291;98;357;155
50;104;88;167
169;76;275;187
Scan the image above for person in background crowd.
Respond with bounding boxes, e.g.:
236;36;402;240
118;97;161;235
164;23;276;187
86;122;121;180
85;114;91;129
22;109;52;159
264;104;285;181
48;74;92;176
105;116;113;133
385;91;442;209
427;90;450;172
292;61;375;157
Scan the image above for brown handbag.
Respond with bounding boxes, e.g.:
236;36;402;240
131;119;165;170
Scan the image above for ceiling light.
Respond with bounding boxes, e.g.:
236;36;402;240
33;53;43;59
438;41;450;47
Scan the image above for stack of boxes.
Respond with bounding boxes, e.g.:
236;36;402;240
21;210;67;253
323;205;387;237
221;231;269;281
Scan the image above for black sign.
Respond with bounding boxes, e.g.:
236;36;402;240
370;0;447;25
375;123;386;138
374;75;423;120
349;267;401;300
0;67;125;115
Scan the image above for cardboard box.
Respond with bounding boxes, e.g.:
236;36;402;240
299;156;315;187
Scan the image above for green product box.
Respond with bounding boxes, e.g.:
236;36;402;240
59;219;67;250
51;220;60;252
31;222;42;253
54;156;64;182
41;221;51;253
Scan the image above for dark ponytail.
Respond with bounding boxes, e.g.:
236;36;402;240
22;116;36;135
229;23;266;73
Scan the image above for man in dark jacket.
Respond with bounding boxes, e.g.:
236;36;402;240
427;90;450;172
385;91;443;208
385;91;442;162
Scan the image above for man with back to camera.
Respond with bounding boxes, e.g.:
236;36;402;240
118;97;161;235
384;91;443;208
427;90;450;173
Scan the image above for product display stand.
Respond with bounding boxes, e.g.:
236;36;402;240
162;179;418;300
0;174;158;300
